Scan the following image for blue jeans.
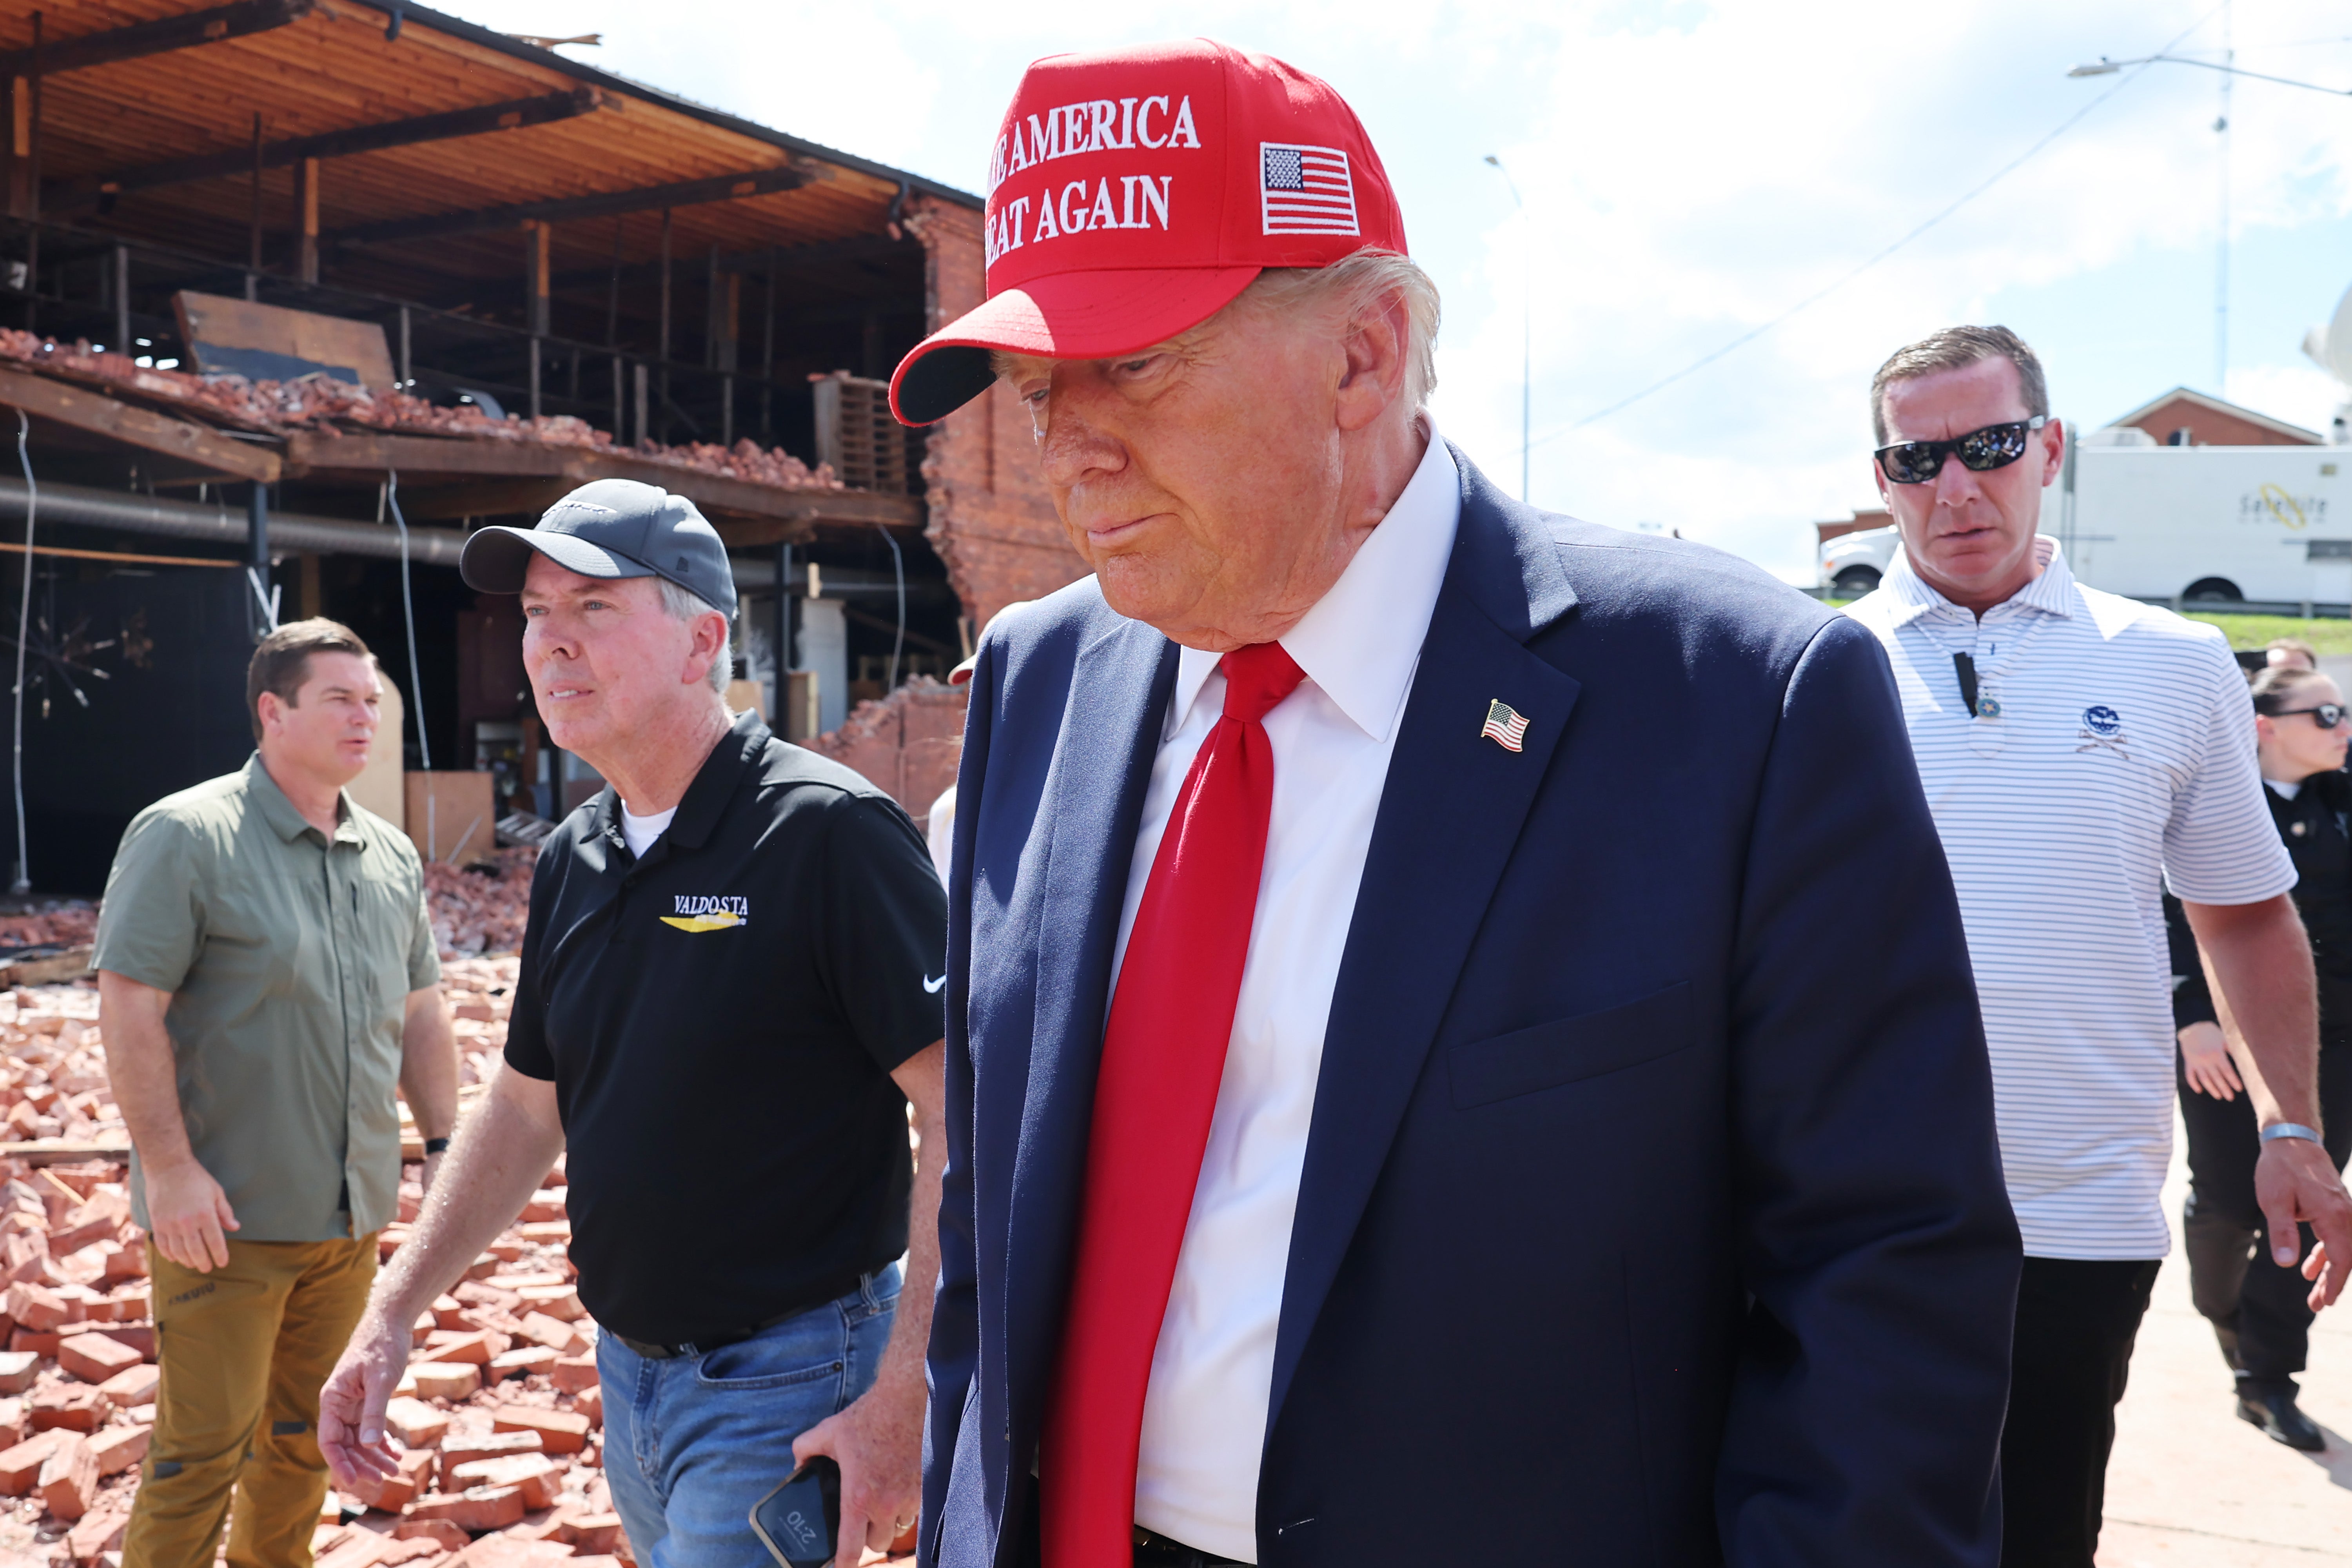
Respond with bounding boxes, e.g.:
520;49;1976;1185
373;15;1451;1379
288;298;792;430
598;1266;900;1568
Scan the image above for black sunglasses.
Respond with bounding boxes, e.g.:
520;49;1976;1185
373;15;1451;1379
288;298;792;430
1875;417;2048;486
2272;704;2347;730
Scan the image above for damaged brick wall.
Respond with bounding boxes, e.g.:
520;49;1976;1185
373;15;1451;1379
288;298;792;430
802;679;968;829
906;196;1089;631
805;196;1102;810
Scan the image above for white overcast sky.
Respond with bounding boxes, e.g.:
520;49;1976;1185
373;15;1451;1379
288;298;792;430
442;0;2352;581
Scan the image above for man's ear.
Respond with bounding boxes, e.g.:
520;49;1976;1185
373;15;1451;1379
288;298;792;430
690;611;732;688
256;690;284;735
1333;289;1410;434
2038;418;2065;486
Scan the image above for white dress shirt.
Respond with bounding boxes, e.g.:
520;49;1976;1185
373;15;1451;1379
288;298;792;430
1116;421;1461;1561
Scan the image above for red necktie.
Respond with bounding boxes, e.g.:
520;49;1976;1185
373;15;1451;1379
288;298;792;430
1040;641;1307;1567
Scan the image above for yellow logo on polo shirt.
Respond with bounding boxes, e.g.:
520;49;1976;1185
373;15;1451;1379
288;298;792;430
661;895;749;933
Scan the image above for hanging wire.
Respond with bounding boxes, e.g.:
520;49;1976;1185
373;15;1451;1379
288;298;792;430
9;412;31;895
1518;3;2227;455
876;524;905;692
383;472;431;770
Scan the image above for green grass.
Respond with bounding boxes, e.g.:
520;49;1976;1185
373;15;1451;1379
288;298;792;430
2178;612;2352;655
1816;599;2351;654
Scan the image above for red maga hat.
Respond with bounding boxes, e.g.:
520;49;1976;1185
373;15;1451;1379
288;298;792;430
888;38;1407;426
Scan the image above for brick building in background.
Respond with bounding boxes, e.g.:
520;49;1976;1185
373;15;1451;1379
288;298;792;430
2112;387;2325;449
1809;389;2330;576
809;197;1089;826
907;196;1088;632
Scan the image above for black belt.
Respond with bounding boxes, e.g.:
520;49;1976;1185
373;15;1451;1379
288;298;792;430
1132;1526;1249;1568
610;1269;873;1360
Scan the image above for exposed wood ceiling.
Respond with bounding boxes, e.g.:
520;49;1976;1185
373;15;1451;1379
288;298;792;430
1;0;970;317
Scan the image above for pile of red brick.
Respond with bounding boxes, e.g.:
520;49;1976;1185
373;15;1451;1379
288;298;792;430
423;854;539;961
0;333;845;496
2;849;534;969
0;983;165;1563
0;956;919;1565
0;915;94;957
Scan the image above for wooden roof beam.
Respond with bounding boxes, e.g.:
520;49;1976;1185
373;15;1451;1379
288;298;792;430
0;368;281;483
0;0;315;79
334;165;813;247
47;89;615;213
544;236;917;296
715;236;922;276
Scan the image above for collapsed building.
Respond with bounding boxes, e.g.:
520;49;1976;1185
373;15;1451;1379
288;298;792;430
0;0;1080;890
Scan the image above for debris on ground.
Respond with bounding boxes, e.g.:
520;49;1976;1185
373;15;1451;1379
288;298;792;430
0;958;918;1564
423;851;539;960
0;912;95;956
0;840;539;969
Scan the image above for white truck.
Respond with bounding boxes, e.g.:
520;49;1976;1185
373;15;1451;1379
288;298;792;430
1818;434;2352;609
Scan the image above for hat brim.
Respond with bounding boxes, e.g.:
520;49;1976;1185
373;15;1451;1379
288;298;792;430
459;524;659;595
889;265;1263;426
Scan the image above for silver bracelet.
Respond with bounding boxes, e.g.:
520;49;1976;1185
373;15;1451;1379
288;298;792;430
2261;1122;2325;1146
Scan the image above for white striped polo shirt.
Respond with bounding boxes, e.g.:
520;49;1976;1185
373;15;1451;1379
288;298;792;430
1845;537;2292;1259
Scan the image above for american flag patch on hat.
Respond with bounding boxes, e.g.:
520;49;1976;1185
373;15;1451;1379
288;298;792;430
1479;699;1530;753
1261;143;1359;237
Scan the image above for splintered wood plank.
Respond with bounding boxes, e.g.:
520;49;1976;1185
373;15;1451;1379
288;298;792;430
0;370;281;483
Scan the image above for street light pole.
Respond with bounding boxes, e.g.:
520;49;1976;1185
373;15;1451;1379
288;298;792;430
2068;18;2352;397
2067;53;2350;96
1485;154;1530;502
2214;0;2232;392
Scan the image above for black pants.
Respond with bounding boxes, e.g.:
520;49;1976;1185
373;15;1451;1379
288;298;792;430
2000;1256;2160;1568
2178;1040;2352;1389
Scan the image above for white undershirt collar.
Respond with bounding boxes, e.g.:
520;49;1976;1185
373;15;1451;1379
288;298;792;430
619;802;678;857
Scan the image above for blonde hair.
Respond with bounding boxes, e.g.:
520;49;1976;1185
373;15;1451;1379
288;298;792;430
989;249;1442;410
1240;249;1441;409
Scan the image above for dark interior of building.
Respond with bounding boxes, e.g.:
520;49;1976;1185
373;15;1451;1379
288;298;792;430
0;0;975;891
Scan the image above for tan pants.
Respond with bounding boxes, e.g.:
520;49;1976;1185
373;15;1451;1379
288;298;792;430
123;1237;376;1568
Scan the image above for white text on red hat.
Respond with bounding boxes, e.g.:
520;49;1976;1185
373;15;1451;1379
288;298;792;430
985;95;1200;194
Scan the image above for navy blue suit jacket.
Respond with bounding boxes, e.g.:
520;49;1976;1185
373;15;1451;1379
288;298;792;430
923;449;2020;1568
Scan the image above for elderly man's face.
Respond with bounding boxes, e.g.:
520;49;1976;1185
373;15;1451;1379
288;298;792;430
519;556;724;766
1875;356;2062;615
1000;289;1405;650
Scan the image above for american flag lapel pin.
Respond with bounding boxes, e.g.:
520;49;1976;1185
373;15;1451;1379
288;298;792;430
1479;699;1530;753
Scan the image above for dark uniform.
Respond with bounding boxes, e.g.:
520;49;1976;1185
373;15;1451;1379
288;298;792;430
2170;769;2352;1416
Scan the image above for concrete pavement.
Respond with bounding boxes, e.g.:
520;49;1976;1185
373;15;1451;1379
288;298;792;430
2099;1110;2352;1564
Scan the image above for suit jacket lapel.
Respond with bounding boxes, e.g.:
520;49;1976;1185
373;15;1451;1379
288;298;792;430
1002;614;1178;1446
1267;454;1582;1430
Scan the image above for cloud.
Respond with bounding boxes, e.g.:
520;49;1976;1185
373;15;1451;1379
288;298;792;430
1432;0;2352;577
440;0;2352;580
2227;362;2345;437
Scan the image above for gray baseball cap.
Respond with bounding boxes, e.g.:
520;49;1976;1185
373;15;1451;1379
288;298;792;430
459;478;737;619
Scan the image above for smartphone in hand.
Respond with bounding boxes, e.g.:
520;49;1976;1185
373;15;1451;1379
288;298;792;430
751;1455;842;1568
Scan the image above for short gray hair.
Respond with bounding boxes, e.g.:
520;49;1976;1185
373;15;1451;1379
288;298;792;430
654;576;733;695
1871;325;2048;446
1241;250;1441;410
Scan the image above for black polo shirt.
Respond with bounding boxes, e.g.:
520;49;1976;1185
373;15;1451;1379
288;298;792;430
505;710;946;1347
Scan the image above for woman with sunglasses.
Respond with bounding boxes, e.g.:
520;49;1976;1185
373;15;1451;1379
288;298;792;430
2172;662;2352;1450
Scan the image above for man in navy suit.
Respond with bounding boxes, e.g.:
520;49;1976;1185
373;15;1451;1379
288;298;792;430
889;38;2020;1568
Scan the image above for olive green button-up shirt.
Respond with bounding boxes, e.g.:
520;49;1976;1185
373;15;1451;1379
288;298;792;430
93;754;439;1241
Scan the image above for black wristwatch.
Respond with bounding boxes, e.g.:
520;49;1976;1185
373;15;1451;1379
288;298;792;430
423;1137;450;1155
